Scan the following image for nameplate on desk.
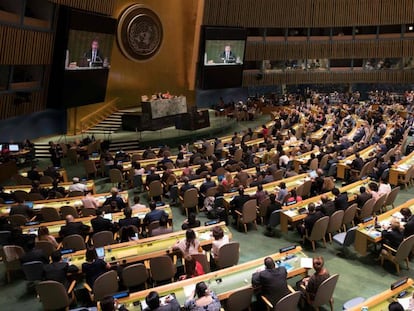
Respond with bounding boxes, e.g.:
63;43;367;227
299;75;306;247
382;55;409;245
61;248;75;255
391;277;408;290
113;291;129;299
362;216;373;223
25;221;40;226
205;219;220;226
279;245;296;253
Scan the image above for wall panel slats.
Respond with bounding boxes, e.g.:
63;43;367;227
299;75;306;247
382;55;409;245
204;0;414;27
48;0;115;16
0;25;53;65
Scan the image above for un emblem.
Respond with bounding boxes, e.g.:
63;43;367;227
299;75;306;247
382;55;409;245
117;4;163;61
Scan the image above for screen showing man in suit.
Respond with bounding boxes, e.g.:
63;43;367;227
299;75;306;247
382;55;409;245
204;40;245;66
65;30;114;69
84;38;103;63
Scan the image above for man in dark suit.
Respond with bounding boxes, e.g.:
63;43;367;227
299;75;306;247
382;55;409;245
9;199;34;220
43;250;79;288
404;217;414;238
251;256;290;307
84;38;103;63
332;188;348;211
350;153;364;171
143;202;169;225
20;239;48;264
59;215;90;238
298;203;324;237
146;168;161;188
229;187;251;219
118;207;140;229
179;177;195;197
102;187;126;211
319;194;335;216
143;291;181;311
27;165;41;181
381;219;404;250
199;175;216;195
220;45;236;63
91;209;115;234
356;186;372;208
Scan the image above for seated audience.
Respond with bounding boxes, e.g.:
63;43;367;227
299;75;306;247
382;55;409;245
151;214;172;237
143;201;169;225
298;203;324;237
251;256;290;307
36;226;58;248
297;256;330;303
144;291;180;311
173;229;200;256
118;207;140;229
179;255;205;280
184;281;221;311
211;226;229;263
59;215;90;238
20;238;48;264
131;195;147;211
9;198;34;220
332;188;348;211
91;209;116;234
381;219;404;252
43;250;79;288
81;193;99;209
356;186;372;208
69;177;88;193
82;247;111;288
318;194;335;216
102;187;126;211
100;295;129;311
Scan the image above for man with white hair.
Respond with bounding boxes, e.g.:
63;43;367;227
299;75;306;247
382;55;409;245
69;177;88;193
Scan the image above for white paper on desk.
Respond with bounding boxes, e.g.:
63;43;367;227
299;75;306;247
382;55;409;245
199;232;211;240
284;210;296;217
397;297;413;310
184;284;194;298
300;258;313;269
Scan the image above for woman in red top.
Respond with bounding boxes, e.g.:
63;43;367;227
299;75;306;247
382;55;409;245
261;124;269;139
179;256;205;280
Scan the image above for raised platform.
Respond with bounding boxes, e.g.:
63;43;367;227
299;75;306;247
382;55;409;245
32;110;269;156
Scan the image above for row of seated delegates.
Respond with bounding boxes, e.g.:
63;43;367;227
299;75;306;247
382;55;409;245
27;164;63;182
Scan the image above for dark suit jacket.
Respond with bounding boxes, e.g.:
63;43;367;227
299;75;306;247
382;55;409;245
356;192;372;208
59;222;90;238
219;50;236;62
334;193;348;211
252;267;290;305
20;249;49;264
43;262;78;287
10;204;34;219
382;228;404;250
320;200;335;216
230;194;251;212
118;217;140;228
404;219;414;238
304;211;324;234
84;49;103;61
91;216;114;233
200;181;216;194
146;173;161;186
143;298;181;311
102;196;126;210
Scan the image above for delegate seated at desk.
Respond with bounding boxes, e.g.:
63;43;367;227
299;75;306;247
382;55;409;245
143;291;180;311
251;256;290;307
143;202;168;225
59;215;90;238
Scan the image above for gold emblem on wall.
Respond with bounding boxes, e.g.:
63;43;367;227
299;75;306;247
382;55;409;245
117;4;163;61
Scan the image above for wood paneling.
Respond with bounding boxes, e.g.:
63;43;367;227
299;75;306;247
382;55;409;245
245;39;411;61
0;25;54;65
204;0;414;28
243;70;414;86
0;89;47;119
48;0;115;16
